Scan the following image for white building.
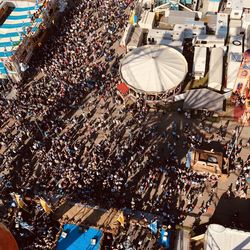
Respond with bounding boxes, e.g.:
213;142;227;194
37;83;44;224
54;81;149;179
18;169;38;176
127;27;143;52
242;13;250;30
206;0;221;13
120;24;133;47
193;46;207;80
227;0;243;20
173;21;206;41
227;35;243;90
194;35;225;48
245;25;250;51
165;10;196;24
146;29;183;51
215;13;228;39
147;29;173;43
228;19;242;36
208;47;224;92
138;11;155;30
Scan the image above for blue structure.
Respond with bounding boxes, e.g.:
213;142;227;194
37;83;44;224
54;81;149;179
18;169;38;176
159;229;171;249
56;224;102;250
148;220;158;234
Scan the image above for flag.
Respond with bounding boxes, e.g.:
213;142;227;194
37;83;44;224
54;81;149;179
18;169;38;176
186;150;192;168
129;11;135;25
40;198;52;215
148;220;158;234
14;193;25;209
117;211;125;227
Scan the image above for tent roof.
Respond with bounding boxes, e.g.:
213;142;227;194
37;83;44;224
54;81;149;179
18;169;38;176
120;45;188;93
205;224;250;250
183;88;224;112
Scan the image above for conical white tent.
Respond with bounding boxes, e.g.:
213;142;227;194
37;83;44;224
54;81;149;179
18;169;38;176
120;45;188;94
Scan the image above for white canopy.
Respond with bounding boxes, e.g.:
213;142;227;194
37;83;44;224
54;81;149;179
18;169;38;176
120;45;188;93
183;89;225;112
205;224;250;250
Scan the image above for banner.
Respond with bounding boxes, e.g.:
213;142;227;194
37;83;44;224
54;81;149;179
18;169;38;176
129;11;135;25
117;211;125;227
40;198;52;215
14;193;25;209
186;150;192;168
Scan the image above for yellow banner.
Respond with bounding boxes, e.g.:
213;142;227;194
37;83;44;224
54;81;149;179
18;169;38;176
40;198;52;215
14;193;25;209
117;211;125;227
129;10;135;25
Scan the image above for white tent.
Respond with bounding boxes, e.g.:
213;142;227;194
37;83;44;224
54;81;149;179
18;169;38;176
120;45;188;93
205;224;250;250
183;89;225;112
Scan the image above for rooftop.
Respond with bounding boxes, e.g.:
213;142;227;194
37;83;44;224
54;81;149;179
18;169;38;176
0;0;44;76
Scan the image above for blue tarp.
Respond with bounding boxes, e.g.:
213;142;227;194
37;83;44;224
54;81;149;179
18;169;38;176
159;229;171;249
148;221;158;234
56;224;102;250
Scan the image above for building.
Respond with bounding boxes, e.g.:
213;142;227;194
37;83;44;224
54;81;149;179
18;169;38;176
138;10;155;30
227;0;244;20
242;13;250;30
245;25;250;51
215;13;228;39
0;0;61;83
165;10;196;25
206;0;221;14
120;24;133;47
191;148;223;174
233;49;250;96
227;35;243;90
172;21;206;41
146;28;183;51
193;46;207;80
208;47;224;92
226;0;250;19
194;35;225;48
228;19;242;36
126;27;143;52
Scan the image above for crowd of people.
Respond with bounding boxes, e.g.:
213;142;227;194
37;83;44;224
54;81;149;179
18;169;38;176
0;0;249;249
